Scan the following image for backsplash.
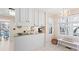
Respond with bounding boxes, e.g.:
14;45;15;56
12;26;45;36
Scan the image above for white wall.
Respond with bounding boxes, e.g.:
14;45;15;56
46;13;60;39
0;8;9;16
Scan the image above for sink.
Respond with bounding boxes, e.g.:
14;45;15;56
17;33;23;36
17;33;34;36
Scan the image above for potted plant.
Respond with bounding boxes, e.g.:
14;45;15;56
51;35;58;45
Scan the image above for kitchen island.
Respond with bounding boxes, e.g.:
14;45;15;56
14;33;45;51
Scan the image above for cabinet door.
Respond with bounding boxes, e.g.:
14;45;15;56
42;12;45;26
20;8;26;22
15;36;35;51
15;36;27;51
36;34;44;48
39;11;45;26
39;12;42;26
15;34;45;51
20;8;30;26
15;8;21;26
29;8;34;26
35;9;39;26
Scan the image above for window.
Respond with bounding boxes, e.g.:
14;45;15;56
59;14;79;37
48;17;54;34
59;17;68;35
0;21;9;40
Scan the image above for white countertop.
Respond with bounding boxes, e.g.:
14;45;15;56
14;33;45;37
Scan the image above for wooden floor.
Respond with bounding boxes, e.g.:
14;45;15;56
0;37;76;51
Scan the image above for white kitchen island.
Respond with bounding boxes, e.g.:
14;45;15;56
15;33;45;51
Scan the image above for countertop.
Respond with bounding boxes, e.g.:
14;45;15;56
14;33;45;37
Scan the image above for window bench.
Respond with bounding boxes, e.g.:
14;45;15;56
58;39;79;51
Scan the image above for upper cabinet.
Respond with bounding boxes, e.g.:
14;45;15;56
29;8;35;26
15;8;46;26
39;11;42;26
15;8;21;26
20;8;30;26
42;12;45;26
35;9;39;26
15;8;28;26
39;11;45;26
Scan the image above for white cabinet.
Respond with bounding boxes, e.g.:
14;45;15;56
35;34;44;48
15;8;28;26
34;9;45;26
15;8;45;26
20;8;29;26
20;8;35;26
42;12;45;26
39;12;42;26
15;35;35;51
35;9;39;26
39;11;45;26
20;8;26;22
15;8;21;26
15;36;27;51
28;8;34;26
35;9;45;26
15;8;34;26
15;34;44;51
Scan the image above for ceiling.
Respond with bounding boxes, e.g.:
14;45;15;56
43;8;79;17
0;8;79;17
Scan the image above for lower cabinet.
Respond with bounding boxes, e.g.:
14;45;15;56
15;34;44;51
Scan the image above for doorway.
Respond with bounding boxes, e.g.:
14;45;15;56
46;16;54;47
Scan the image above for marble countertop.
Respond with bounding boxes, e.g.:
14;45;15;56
14;33;44;37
